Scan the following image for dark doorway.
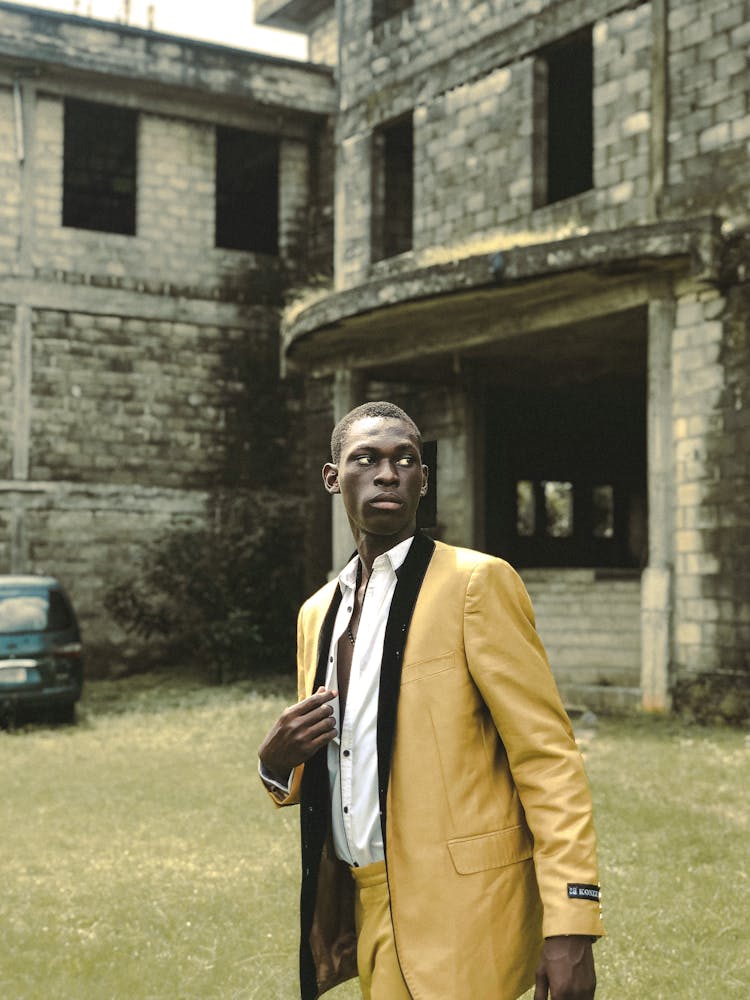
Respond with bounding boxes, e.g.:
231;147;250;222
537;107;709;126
485;376;646;568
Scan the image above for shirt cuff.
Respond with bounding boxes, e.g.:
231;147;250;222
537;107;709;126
258;759;293;795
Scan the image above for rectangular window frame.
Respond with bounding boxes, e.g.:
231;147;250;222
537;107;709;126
533;27;594;208
215;125;280;255
63;98;138;236
371;112;414;263
371;0;414;30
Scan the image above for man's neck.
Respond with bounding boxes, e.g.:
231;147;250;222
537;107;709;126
354;529;417;576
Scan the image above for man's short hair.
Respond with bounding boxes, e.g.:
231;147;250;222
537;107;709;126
330;401;422;463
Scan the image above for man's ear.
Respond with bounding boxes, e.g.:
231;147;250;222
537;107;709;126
322;462;340;494
420;464;429;497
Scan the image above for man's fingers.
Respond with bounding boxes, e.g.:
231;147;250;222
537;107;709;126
290;689;337;717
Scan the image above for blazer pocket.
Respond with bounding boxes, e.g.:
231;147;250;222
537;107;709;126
400;650;457;683
447;825;533;875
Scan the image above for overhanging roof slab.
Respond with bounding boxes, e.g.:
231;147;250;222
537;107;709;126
282;217;723;378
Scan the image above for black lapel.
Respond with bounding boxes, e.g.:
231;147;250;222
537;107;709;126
299;585;342;1000
376;531;435;850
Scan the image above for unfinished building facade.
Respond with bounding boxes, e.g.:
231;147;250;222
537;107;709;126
257;0;750;719
0;2;334;667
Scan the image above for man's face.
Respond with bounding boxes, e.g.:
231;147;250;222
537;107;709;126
323;416;428;545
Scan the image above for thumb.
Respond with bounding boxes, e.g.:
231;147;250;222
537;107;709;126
534;966;549;1000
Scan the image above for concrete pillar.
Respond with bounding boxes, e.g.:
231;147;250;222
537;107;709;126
278;136;309;267
461;374;485;551
649;0;668;219
641;296;675;710
8;79;36;572
329;368;366;576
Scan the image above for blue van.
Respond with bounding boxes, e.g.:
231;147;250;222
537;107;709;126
0;576;83;723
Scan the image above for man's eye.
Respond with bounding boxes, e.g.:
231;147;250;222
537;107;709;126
396;456;415;466
355;455;374;465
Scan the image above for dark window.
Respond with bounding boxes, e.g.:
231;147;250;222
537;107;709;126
372;0;413;29
215;126;279;254
372;114;413;262
63;98;137;235
534;28;593;206
485;376;647;569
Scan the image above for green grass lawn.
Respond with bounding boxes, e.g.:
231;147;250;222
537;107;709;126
0;672;747;999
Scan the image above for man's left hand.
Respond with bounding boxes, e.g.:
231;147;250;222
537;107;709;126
533;935;596;1000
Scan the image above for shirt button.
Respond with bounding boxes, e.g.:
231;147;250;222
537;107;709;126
343;749;350;757
329;656;333;663
343;805;349;814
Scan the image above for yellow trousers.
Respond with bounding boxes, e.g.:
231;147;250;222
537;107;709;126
351;861;412;1000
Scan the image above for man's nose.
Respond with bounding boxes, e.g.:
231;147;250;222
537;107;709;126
374;460;399;484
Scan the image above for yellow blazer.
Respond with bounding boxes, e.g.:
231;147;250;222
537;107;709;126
272;535;603;1000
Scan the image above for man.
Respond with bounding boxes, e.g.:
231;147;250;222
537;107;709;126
259;401;603;1000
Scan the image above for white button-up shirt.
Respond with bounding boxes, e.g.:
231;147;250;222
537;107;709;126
259;537;414;867
325;536;413;867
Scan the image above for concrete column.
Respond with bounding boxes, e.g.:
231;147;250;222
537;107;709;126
461;374;485;551
8;79;36;572
329;368;366;577
641;296;675;710
278;137;309;267
649;0;669;219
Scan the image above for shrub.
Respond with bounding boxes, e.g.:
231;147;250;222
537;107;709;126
105;497;304;683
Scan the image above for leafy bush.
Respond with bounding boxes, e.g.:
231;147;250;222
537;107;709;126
105;498;304;683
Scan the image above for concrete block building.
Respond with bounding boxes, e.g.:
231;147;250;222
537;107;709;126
256;0;750;720
0;2;335;667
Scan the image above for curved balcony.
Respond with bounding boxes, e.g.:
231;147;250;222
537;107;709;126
282;216;722;380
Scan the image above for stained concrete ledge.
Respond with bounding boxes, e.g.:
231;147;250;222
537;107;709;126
0;1;335;115
282;216;723;376
256;0;332;32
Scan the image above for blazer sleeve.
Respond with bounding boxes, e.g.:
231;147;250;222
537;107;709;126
260;603;309;809
463;557;604;938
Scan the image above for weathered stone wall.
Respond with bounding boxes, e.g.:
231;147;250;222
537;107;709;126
0;86;18;268
665;0;750;225
671;269;750;722
308;6;338;67
524;569;641;707
0;306;13;477
334;0;654;290
28;308;282;488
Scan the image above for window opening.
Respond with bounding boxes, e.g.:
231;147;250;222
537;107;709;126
372;0;413;29
63;98;137;235
543;481;574;537
516;480;535;537
372;114;413;261
215;126;279;254
534;28;593;206
592;485;614;539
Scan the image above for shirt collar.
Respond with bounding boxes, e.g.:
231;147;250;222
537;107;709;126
338;535;416;593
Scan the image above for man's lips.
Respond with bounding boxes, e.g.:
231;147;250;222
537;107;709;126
369;494;405;509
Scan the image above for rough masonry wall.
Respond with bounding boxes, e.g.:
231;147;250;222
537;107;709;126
524;570;641;707
0;87;19;270
671;267;750;721
335;0;654;290
665;0;750;225
28;309;282;488
308;6;338;67
0;306;12;477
